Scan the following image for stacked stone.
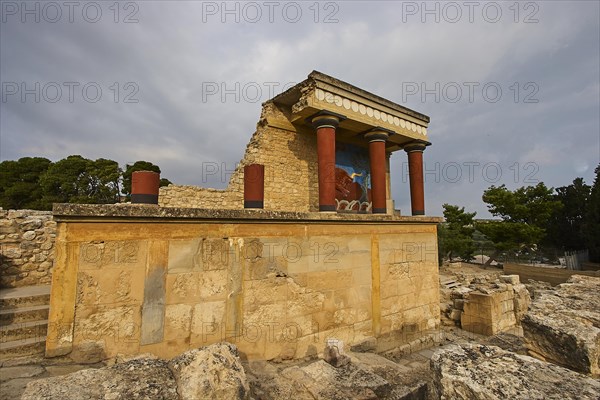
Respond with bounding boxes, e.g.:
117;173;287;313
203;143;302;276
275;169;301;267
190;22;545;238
0;209;56;288
442;275;530;335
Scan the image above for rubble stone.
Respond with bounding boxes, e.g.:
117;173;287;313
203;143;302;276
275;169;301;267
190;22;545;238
21;343;250;400
168;342;250;400
500;274;520;285
522;275;600;375
0;210;55;288
431;343;600;399
323;342;351;368
21;358;179;400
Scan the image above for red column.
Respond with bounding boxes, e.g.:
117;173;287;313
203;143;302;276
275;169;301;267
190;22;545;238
365;130;390;214
131;171;160;204
244;164;264;208
404;142;427;215
311;114;341;212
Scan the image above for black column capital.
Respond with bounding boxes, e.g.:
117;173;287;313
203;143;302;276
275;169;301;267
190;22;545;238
307;110;347;130
365;127;394;143
403;140;430;153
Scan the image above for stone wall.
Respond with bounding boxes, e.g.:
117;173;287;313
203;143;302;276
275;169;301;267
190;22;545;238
46;205;441;363
0;209;56;288
504;262;600;286
159;102;320;212
444;275;530;336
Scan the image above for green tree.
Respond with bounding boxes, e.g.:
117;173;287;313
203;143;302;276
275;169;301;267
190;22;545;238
87;158;122;203
544;177;590;251
438;204;477;262
0;157;52;209
39;156;123;206
584;165;600;262
477;183;562;265
39;155;93;206
122;161;172;200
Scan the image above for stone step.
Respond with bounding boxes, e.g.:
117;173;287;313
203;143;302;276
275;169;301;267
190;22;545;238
0;285;51;308
0;305;50;326
0;320;48;343
441;279;460;289
0;336;46;360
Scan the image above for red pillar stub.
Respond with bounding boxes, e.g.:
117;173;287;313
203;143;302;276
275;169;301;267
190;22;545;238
131;171;160;204
244;164;265;209
365;130;390;214
404;142;427;216
311;113;343;212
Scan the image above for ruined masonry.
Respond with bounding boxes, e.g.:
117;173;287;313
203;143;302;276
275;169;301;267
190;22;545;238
160;70;431;215
0;210;56;288
45;71;443;362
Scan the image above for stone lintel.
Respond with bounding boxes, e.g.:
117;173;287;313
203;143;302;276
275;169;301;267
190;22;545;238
272;71;430;152
52;203;443;224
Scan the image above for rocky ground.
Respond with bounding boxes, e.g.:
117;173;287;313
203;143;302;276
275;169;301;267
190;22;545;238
4;324;594;400
0;355;105;400
1;269;599;400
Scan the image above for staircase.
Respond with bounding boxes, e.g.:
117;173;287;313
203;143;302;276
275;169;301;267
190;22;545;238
440;279;460;289
0;285;50;360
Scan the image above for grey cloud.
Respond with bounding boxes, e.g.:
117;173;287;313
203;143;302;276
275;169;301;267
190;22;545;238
1;0;598;216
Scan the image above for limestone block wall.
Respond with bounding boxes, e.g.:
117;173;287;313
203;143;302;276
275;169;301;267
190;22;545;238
456;276;531;336
0;209;56;288
46;211;440;363
159;102;320;212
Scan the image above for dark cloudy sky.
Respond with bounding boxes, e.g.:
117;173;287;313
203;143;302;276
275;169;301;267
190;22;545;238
1;1;599;217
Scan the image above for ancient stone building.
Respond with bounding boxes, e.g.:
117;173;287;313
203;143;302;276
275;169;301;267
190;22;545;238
45;71;442;362
159;71;431;216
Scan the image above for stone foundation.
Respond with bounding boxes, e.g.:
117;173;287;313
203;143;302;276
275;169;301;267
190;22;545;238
46;204;441;363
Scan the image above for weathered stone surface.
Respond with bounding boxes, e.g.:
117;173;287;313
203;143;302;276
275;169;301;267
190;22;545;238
512;283;530;324
21;358;179;400
283;359;390;399
0;365;44;382
449;309;462;321
431;343;600;400
522;275;600;375
168;342;249;400
0;210;55;288
52;203;442;223
323;340;350;368
500;274;520;285
246;349;429;400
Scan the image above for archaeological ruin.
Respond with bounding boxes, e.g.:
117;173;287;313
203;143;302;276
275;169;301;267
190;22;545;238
2;72;598;399
42;71;442;362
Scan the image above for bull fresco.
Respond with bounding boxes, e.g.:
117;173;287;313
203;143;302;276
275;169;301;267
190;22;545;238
335;143;372;212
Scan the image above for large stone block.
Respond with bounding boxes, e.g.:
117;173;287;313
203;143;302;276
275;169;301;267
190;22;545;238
168;342;249;400
431;344;600;399
190;301;226;345
522;275;600;375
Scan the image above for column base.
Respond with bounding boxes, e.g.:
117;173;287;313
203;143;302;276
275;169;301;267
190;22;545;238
372;208;387;214
412;210;425;216
131;194;159;204
319;205;336;212
244;201;264;209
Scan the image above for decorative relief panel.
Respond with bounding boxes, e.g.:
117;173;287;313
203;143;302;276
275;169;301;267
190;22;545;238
76;269;143;306
168;238;231;273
